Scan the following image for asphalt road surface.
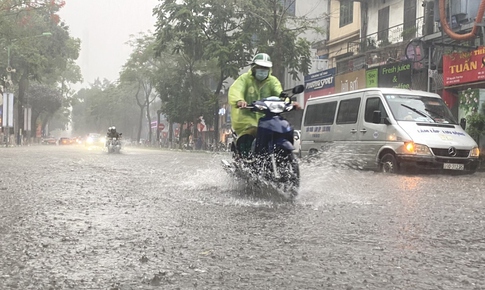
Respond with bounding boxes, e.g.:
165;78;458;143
1;145;484;290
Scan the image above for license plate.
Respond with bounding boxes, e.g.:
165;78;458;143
443;163;464;170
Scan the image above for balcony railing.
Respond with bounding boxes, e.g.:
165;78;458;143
348;17;424;55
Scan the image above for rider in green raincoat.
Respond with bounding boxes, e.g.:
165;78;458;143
228;53;283;155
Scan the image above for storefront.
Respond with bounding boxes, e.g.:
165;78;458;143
442;47;485;120
366;60;413;89
303;68;335;107
334;69;366;93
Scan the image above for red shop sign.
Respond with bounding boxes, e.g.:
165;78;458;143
443;47;485;86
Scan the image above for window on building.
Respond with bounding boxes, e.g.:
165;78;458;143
403;0;417;41
303;101;337;126
339;0;354;28
279;0;296;16
378;6;390;43
336;60;350;75
335;52;353;75
336;98;361;124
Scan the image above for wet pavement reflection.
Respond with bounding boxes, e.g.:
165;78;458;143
1;145;484;289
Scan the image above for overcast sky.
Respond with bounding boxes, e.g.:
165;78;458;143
58;0;160;88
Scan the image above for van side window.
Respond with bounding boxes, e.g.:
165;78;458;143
336;98;361;124
303;101;337;126
365;97;388;123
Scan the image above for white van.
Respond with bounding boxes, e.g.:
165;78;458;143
300;88;480;173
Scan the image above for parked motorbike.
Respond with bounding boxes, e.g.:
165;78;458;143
221;85;304;200
106;133;122;154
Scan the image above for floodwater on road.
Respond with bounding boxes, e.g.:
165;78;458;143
1;145;484;289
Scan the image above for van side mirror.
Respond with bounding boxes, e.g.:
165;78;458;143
460;118;466;130
372;110;382;124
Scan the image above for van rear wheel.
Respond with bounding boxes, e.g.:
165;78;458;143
380;153;399;173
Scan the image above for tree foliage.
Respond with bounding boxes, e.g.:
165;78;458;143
0;0;80;138
120;33;161;143
26;81;62;133
466;103;485;146
153;0;254;142
238;0;315;83
71;78;139;137
152;0;318;143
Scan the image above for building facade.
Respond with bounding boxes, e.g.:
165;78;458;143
303;0;485;150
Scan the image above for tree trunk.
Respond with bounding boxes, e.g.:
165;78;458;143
180;123;185;149
17;73;29;144
214;98;219;146
42;116;52;137
146;102;152;144
213;70;225;145
137;106;144;144
31;110;40;140
193;117;198;140
169;121;173;148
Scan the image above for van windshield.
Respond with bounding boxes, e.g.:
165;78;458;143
384;94;457;124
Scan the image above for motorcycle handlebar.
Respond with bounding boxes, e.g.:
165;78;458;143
239;103;296;112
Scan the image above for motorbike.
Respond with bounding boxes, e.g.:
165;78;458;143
106;133;122;153
221;85;305;200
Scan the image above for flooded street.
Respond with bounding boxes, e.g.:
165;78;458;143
1;145;484;290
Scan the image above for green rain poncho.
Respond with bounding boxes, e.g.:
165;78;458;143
228;69;283;136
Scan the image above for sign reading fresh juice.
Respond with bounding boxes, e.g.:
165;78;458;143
377;61;412;89
443;47;485;86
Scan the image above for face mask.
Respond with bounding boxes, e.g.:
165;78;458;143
254;68;269;81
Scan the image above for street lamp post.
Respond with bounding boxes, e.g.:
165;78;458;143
2;45;15;147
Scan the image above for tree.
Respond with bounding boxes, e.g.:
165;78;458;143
70;78;138;137
240;0;315;84
153;0;254;144
26;82;62;136
466;103;485;152
0;0;80;142
153;0;319;143
120;33;161;144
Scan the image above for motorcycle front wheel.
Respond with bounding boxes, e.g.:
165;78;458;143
273;151;300;199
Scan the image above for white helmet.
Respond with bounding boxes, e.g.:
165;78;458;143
251;53;272;68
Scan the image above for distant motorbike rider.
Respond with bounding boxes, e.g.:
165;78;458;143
106;126;121;146
228;52;299;157
106;126;121;138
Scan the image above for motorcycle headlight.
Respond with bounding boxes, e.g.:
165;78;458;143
267;101;285;113
254;104;267;111
470;147;480;157
100;137;106;143
404;142;431;155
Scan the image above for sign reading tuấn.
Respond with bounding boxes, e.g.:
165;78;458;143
443;47;485;86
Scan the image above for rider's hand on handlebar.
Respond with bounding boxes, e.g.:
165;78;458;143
237;101;247;108
292;101;301;110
